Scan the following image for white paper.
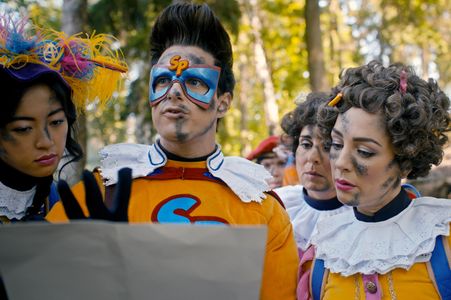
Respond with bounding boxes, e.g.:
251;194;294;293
0;221;267;300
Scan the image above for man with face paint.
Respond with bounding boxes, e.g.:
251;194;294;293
297;61;451;300
47;3;298;299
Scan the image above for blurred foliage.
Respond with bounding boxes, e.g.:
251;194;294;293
3;0;450;162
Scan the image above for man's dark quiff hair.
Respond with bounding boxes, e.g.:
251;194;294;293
149;2;235;97
281;92;330;154
318;60;450;179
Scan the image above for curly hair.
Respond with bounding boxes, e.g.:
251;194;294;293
149;2;235;97
281;92;330;154
318;61;450;179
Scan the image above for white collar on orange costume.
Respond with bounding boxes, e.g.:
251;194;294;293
311;197;451;276
99;142;272;203
275;185;351;251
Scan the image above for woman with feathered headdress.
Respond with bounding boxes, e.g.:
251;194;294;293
0;13;128;224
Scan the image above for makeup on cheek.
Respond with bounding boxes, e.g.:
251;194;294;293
382;161;402;189
329;151;338;160
44;127;51;140
175;120;188;142
377;176;398;202
340;114;349;132
1;132;15;142
347;194;360;207
351;156;368;176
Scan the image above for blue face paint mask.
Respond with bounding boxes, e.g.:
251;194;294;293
149;59;221;109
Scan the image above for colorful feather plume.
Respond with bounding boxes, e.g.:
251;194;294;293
0;13;128;111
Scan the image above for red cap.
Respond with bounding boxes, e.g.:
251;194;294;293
246;136;280;161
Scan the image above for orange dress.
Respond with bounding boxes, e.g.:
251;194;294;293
299;195;451;300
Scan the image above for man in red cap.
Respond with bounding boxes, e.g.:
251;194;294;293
247;136;287;189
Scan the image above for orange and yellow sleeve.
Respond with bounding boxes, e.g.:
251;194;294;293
260;194;299;300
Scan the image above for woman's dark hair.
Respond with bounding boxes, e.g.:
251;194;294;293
318;60;450;179
0;71;83;178
281;92;330;154
149;2;235;97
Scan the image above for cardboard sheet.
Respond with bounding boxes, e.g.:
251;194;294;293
0;221;267;299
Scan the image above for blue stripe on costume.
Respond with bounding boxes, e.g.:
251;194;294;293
48;181;60;209
430;235;451;300
311;258;325;300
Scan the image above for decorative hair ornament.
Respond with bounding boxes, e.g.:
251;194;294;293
399;70;408;95
0;14;128;111
327;92;343;107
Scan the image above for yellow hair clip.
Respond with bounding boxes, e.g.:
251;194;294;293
328;92;343;107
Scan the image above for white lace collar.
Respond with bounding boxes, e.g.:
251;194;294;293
0;180;36;220
275;185;350;251
311;197;451;276
99;142;272;203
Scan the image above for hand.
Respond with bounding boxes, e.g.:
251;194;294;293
57;168;132;221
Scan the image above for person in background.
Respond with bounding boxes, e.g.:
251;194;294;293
274;92;351;258
247;135;288;189
276;134;300;186
299;61;451;300
47;3;298;299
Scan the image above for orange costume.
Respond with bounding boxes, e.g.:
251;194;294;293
299;190;451;300
47;142;299;300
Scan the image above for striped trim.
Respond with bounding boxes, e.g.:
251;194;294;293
443;235;451;268
429;235;451;299
426;261;442;300
310;258;328;300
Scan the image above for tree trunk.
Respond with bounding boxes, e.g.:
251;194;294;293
61;0;88;185
421;43;430;79
246;0;279;136
305;0;327;92
328;0;343;77
238;52;251;156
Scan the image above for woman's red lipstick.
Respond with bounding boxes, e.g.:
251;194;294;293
335;179;356;191
35;154;57;166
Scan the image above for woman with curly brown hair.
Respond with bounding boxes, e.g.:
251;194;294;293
298;61;451;300
275;93;351;253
